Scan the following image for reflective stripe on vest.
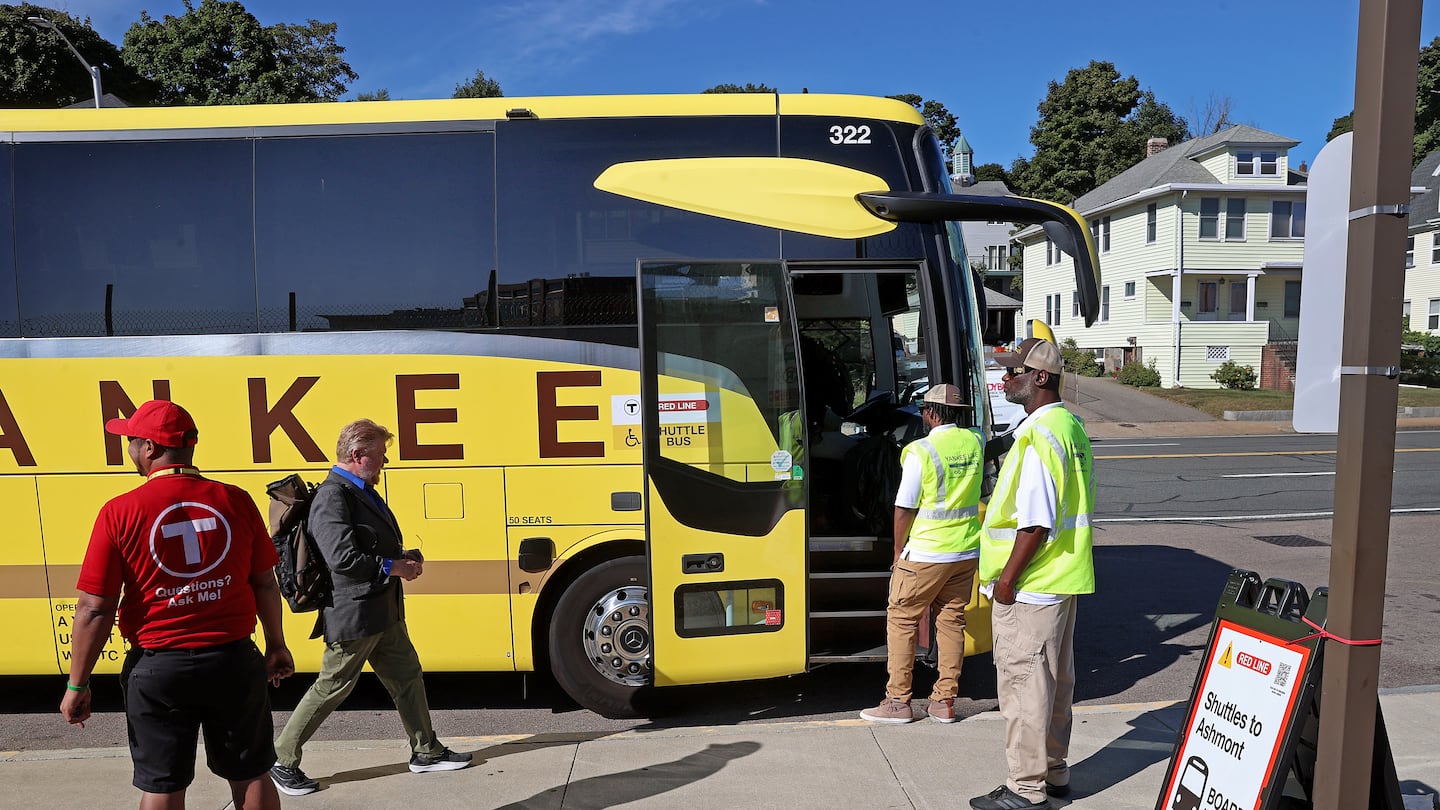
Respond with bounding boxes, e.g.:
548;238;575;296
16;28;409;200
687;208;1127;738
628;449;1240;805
980;406;1096;594
902;427;984;555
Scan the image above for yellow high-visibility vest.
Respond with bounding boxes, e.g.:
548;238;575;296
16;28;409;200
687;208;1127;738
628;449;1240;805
980;406;1095;594
901;426;984;554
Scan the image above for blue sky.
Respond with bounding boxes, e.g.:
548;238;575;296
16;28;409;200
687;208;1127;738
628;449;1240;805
51;0;1440;170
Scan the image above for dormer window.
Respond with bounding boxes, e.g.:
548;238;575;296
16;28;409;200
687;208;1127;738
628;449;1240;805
1236;151;1279;176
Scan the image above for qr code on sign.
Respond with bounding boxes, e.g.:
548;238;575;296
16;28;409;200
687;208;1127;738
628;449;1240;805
1274;661;1292;689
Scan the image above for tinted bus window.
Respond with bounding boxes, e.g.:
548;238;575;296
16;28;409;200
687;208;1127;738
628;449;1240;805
255;132;496;332
496;118;781;329
0;145;17;337
779;117;928;260
14;140;255;338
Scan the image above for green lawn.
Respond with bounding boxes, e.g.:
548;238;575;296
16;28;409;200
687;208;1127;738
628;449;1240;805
1134;385;1440;419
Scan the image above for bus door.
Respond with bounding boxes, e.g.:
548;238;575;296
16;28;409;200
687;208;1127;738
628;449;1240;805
638;260;808;686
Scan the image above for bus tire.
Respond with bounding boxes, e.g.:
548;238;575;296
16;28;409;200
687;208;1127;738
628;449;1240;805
549;556;653;719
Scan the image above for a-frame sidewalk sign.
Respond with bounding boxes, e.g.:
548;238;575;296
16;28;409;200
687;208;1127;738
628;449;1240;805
1155;569;1402;810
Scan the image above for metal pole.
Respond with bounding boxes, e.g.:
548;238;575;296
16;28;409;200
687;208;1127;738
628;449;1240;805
1314;0;1421;806
26;16;103;108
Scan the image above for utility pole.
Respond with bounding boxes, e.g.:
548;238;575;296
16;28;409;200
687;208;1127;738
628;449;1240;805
1313;0;1421;806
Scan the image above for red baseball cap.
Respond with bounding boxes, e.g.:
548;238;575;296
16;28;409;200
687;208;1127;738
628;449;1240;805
104;400;199;447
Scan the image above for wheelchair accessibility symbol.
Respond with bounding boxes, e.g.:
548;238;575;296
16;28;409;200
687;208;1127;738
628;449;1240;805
624;429;640;447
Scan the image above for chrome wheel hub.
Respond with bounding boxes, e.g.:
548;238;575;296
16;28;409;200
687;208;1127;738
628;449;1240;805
581;584;652;687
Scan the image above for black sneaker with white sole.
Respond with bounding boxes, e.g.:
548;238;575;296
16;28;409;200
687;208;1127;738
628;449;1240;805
409;747;473;773
270;764;320;796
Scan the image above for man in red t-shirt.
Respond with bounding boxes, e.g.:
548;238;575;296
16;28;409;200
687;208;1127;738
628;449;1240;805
59;400;294;810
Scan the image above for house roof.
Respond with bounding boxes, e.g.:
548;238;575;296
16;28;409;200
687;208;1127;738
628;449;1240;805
963;180;1014;197
1071;124;1303;213
983;287;1022;309
1408;149;1440;229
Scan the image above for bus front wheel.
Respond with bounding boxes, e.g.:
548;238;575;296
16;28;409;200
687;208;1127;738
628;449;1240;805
549;557;653;718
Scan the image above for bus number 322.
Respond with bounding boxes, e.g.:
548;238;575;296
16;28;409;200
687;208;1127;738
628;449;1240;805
828;124;872;144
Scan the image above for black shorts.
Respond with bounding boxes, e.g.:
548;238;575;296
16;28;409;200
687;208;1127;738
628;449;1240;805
120;638;276;794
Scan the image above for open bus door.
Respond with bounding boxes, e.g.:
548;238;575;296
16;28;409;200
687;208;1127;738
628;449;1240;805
638;261;809;687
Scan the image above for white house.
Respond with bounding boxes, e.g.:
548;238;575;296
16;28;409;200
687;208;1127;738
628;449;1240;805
1014;125;1308;388
1404;150;1440;333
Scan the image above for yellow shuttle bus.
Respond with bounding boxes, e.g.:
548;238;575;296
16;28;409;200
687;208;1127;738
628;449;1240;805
0;94;1100;717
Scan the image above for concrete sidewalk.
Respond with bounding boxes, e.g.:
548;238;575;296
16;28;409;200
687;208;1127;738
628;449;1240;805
6;689;1437;809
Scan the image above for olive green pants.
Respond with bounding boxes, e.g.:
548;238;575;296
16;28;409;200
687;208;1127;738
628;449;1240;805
274;620;444;767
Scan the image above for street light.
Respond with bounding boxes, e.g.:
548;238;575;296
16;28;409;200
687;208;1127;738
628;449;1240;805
26;15;102;109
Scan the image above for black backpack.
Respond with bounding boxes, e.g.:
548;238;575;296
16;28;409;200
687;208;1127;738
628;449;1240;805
265;474;332;613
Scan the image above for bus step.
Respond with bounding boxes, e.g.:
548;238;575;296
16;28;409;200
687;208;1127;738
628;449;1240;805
808;536;881;552
809;609;887;619
810;646;889;664
809;570;889;580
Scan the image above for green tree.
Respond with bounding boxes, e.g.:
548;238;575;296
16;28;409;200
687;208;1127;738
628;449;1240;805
353;88;390;101
888;93;961;158
974;162;1009;183
1327;112;1353;142
701;82;776;94
453;69;501;98
1010;61;1187;204
121;0;356;104
1;3;155;107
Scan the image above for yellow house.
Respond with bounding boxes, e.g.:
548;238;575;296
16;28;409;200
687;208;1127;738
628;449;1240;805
1015;125;1307;388
1404;151;1440;334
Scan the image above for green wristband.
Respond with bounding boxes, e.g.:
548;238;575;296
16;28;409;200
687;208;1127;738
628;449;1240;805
65;682;88;692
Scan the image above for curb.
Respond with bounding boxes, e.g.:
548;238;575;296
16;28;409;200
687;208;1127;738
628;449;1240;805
1223;407;1440;421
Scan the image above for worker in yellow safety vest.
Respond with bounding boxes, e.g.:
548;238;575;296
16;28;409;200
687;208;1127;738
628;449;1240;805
969;337;1095;810
859;383;983;726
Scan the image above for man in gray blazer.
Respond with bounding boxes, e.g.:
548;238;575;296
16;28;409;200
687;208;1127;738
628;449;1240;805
271;419;471;796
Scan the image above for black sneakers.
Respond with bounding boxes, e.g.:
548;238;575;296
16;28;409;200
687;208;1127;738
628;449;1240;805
409;747;474;773
969;785;1049;809
270;764;320;796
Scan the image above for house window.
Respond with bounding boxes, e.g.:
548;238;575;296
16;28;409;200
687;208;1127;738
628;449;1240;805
1071;291;1079;319
1046;293;1061;325
1200;197;1220;239
1429;298;1440;331
1045;239;1056;266
1225;198;1246;240
1101;285;1110;322
986;244;1009;270
1198;282;1219;315
1236;151;1279;176
1124;280;1136;299
1090;216;1111;253
1206;346;1231;362
1408;236;1415;269
1432;235;1440;265
1146;203;1157;243
1284;280;1301;318
1271;200;1306;238
1403;300;1411;329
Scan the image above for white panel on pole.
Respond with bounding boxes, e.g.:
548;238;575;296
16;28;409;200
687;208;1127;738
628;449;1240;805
1293;133;1353;434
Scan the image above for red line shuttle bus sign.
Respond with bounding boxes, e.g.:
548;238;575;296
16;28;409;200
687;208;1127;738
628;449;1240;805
1160;619;1312;810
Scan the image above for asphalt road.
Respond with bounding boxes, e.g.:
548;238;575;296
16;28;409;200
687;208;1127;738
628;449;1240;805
7;430;1438;752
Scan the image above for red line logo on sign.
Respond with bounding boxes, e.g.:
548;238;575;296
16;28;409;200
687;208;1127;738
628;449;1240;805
658;399;708;412
1237;651;1272;676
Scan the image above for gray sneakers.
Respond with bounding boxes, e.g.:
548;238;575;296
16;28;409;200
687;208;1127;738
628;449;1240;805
270;764;320;796
409;747;474;773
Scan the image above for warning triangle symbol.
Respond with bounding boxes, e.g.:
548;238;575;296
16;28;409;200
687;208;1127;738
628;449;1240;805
1218;642;1233;669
